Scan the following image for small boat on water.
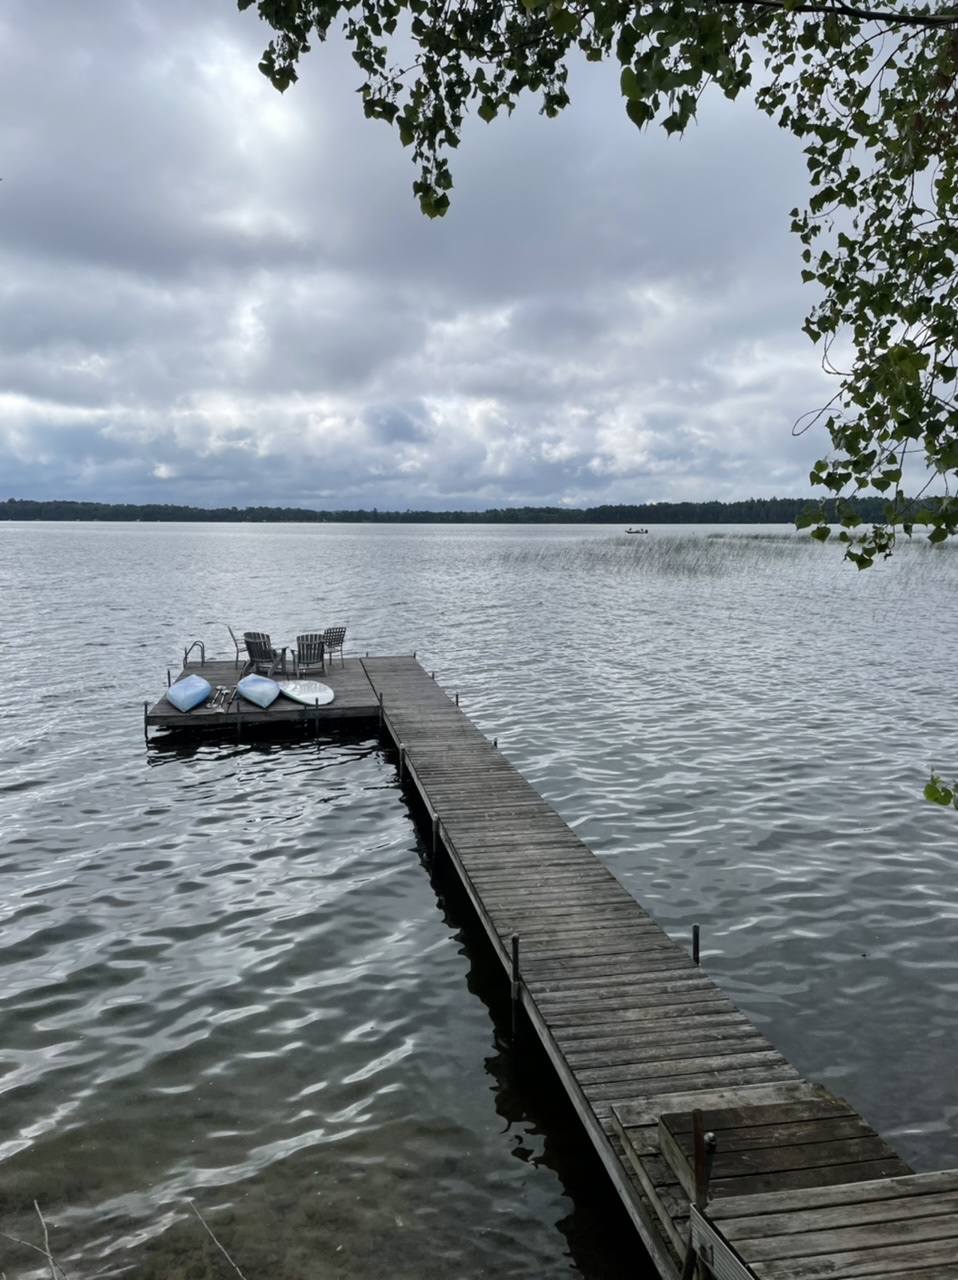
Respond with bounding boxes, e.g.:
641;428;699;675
625;527;649;535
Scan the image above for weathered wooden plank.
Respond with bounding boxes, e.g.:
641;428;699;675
525;957;701;993
431;787;556;803
487;916;662;945
520;946;709;983
520;941;686;968
455;860;599;881
613;1081;830;1134
516;915;672;941
576;1047;790;1088
550;1008;744;1047
488;902;664;930
457;855;599;876
445;832;588;852
563;1025;770;1069
479;886;637;911
742;1209;958;1262
669;1113;873;1156
556;1010;750;1051
662;1097;857;1136
530;973;715;1010
545;989;737;1029
721;1189;958;1243
466;871;625;894
708;1170;958;1222
582;1060;801;1104
755;1236;958;1280
436;806;563;824
466;861;620;883
700;1146;911;1204
446;826;587;844
710;1155;913;1202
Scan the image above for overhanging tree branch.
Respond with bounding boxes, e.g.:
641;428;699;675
241;0;958;567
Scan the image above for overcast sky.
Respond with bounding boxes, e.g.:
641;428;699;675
1;0;839;511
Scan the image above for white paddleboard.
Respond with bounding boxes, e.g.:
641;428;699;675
277;680;335;706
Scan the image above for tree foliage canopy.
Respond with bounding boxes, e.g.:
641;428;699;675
240;0;958;566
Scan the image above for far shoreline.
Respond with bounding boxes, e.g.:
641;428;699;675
0;495;896;525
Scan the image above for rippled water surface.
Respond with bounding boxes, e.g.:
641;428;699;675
2;521;958;1277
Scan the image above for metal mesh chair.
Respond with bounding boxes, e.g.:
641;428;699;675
243;632;286;677
294;633;325;677
204;622;247;666
226;626;247;667
322;626;347;668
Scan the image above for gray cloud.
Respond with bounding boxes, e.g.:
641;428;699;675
0;0;836;510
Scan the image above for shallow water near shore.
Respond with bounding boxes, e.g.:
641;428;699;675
2;520;957;1278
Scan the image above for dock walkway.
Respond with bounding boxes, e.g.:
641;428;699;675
360;656;958;1280
146;651;958;1275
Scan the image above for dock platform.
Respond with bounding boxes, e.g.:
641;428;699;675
147;652;958;1276
145;657;379;733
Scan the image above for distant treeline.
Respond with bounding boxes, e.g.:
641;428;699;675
0;495;908;524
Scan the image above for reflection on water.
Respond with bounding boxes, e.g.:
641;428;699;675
2;522;958;1276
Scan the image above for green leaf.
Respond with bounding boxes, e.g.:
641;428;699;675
925;775;955;807
551;8;579;37
625;98;653;128
619;66;641;100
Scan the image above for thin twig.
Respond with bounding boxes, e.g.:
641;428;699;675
35;1201;56;1280
0;1231;71;1280
188;1200;250;1280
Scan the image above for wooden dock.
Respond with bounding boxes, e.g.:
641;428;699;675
360;657;958;1280
148;653;958;1276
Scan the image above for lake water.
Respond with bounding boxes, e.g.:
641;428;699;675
2;521;958;1279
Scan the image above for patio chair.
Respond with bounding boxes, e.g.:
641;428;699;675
322;625;347;668
294;633;325;677
226;626;247;667
204;621;248;666
243;631;286;678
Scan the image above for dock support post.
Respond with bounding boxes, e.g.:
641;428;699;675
511;934;521;1042
432;815;440;856
399;743;405;782
681;1112;718;1280
167;669;172;687
379;691;384;727
692;923;700;965
455;692;459;707
143;701;149;743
